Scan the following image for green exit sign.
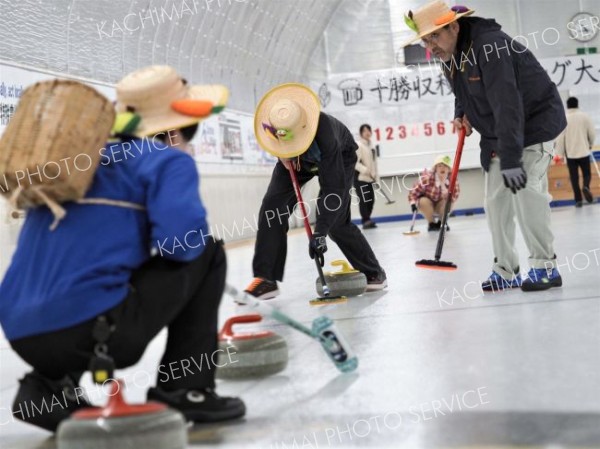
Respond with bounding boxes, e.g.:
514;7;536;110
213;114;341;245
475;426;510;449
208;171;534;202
577;47;598;54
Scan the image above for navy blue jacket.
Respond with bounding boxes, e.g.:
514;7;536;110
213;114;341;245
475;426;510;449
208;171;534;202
298;112;358;235
446;17;566;171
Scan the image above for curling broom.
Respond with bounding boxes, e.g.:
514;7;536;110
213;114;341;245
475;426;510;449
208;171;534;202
225;285;358;373
403;210;421;236
415;127;466;270
287;162;347;306
378;186;396;205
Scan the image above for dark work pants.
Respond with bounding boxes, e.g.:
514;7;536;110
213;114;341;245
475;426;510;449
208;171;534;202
11;239;226;391
354;179;375;223
566;156;592;203
252;161;383;282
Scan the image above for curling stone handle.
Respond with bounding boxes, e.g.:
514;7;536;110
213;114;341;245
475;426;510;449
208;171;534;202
331;260;357;274
220;314;262;338
72;379;168;419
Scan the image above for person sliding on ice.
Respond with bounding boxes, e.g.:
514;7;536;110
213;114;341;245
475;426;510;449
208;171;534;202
245;83;387;300
408;155;460;232
354;124;380;229
0;66;245;432
403;1;566;292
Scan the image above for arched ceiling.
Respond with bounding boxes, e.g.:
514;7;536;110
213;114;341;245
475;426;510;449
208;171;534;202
1;0;598;111
0;0;342;111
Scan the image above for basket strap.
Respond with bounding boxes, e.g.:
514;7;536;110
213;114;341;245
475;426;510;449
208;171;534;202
9;189;146;231
9;185;67;230
76;198;146;211
8;185;23;209
25;187;67;231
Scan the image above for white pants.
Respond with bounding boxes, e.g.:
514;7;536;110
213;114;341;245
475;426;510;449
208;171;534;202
484;142;557;278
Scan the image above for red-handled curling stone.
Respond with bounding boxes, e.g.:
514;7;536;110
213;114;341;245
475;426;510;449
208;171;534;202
216;314;288;379
57;380;187;449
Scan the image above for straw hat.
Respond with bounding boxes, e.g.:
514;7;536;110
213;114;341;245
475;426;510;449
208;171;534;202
254;83;321;159
434;154;452;168
115;65;229;137
403;0;475;46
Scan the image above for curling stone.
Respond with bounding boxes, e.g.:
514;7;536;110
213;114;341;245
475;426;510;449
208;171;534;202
216;314;288;379
316;260;367;297
57;380;187;449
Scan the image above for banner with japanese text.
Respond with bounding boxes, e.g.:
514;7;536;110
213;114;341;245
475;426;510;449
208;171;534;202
311;54;600;175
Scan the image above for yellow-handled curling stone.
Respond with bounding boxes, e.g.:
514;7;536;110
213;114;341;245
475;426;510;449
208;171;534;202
314;260;367;301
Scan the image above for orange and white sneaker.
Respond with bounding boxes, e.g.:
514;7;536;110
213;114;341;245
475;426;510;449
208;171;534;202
365;271;388;291
244;278;280;300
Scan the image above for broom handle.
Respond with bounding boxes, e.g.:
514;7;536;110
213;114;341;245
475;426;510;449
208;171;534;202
288;163;314;238
225;285;317;337
381;188;393;203
409;210;418;231
287;162;330;295
434;127;466;261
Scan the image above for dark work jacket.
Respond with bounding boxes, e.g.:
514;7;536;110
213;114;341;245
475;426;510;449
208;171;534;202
446;17;566;171
298;112;358;235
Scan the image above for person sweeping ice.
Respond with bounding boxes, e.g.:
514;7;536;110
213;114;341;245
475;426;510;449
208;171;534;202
404;1;566;292
245;83;387;300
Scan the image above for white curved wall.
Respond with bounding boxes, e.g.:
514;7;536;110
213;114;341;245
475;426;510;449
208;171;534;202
0;0;342;112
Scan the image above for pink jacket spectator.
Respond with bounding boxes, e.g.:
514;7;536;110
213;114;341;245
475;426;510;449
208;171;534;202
408;168;460;205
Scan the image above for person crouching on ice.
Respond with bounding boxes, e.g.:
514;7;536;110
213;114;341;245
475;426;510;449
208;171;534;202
244;83;387;299
408;155;460;232
0;66;245;432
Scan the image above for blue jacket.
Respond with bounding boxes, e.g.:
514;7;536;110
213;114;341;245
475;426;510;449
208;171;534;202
447;17;567;171
0;138;209;340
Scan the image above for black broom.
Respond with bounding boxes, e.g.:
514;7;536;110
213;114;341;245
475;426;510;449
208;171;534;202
415;127;466;270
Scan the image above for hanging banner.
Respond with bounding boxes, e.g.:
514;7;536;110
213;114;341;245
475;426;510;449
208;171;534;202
542;54;600;92
313;66;453;112
313;54;600;113
310;54;600;175
311;66;480;175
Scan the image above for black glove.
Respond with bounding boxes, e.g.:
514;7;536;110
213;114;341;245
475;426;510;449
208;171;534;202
411;204;418;213
309;232;327;267
501;166;527;194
